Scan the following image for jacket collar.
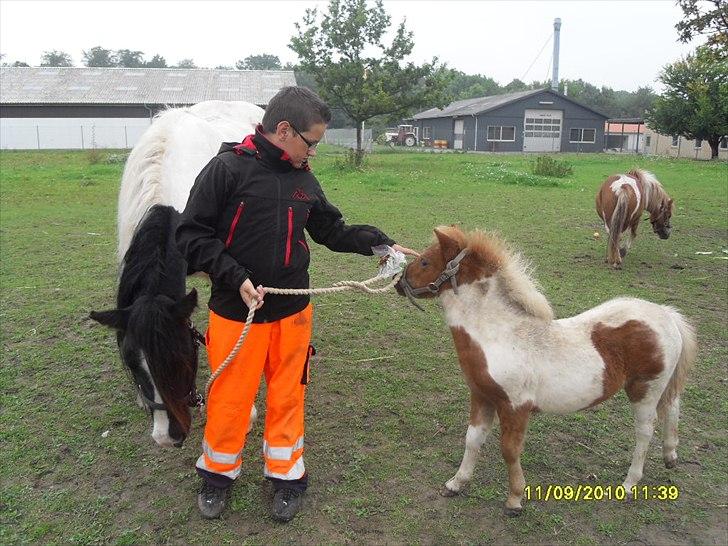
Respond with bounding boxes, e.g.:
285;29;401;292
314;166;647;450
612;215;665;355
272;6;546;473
233;124;310;172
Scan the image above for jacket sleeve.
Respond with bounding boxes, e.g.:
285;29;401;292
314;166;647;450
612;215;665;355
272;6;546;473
306;188;395;255
175;157;250;290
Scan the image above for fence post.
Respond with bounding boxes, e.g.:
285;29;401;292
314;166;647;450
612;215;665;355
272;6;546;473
125;126;128;148
81;126;85;149
36;125;40;150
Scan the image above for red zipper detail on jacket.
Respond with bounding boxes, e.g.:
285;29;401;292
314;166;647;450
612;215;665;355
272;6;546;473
225;201;245;248
284;206;293;266
298;239;309;252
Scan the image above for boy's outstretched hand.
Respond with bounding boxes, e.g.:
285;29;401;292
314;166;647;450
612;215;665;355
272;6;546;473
391;243;420;257
239;279;265;310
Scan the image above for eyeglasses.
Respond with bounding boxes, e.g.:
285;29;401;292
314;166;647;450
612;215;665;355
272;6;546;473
288;122;319;149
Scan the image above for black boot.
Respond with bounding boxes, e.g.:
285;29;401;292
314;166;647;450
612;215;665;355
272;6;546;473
271;487;303;522
197;481;230;519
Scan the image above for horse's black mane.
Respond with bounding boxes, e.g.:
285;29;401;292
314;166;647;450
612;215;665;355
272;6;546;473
118;205;185;307
116;205;195;431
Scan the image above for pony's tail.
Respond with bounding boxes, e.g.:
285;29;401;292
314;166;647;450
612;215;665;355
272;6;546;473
608;190;629;263
657;311;697;420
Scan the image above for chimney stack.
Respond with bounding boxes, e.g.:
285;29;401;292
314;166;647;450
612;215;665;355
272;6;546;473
552;18;561;92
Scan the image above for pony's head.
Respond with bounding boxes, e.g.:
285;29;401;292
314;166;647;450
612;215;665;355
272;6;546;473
90;289;200;447
649;197;674;239
397;225;503;302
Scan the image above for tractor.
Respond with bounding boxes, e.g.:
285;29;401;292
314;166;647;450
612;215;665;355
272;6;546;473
385;124;419;147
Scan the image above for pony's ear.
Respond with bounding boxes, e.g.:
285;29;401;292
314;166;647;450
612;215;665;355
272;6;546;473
668;198;674;212
90;308;129;330
170;288;197;320
434;227;461;259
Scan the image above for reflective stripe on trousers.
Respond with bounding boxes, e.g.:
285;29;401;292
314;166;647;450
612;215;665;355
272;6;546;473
197;304;313;482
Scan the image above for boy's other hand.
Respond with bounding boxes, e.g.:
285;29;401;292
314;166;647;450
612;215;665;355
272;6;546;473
392;243;420;258
239;279;265;310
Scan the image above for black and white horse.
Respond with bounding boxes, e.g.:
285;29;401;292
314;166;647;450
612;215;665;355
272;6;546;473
91;205;200;447
93;101;263;446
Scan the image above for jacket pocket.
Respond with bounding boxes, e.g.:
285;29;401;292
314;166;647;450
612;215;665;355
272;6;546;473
301;345;315;385
224;201;245;248
284;206;293;266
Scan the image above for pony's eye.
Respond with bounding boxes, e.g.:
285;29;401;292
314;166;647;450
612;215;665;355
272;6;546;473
420;259;429;267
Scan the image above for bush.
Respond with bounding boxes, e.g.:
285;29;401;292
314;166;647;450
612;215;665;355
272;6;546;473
333;148;368;170
531;155;573;178
86;148;103;165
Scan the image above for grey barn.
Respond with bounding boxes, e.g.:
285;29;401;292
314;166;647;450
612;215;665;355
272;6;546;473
0;66;296;149
411;88;608;153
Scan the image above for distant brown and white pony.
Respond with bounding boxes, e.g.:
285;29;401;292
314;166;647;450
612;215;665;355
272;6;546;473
596;169;674;268
397;226;696;516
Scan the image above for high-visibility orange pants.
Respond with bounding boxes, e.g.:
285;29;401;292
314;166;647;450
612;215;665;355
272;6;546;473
196;304;313;485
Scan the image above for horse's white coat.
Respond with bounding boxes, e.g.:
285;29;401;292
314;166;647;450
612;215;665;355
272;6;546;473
117;101;264;260
441;280;683;415
610;175;641;219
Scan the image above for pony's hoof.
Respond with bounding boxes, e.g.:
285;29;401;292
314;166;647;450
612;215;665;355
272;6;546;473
504;506;522;517
664;455;678;469
612;263;622;270
441;486;460;497
619;248;627;258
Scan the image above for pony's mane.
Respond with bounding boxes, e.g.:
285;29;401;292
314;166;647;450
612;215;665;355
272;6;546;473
628;168;668;211
117;204;185;309
443;227;554;321
116;108;191;261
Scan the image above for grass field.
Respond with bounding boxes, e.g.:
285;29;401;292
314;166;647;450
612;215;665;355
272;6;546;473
1;148;726;545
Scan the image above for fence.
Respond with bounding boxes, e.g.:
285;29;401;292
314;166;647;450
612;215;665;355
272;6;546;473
323;128;373;151
0;119;151;150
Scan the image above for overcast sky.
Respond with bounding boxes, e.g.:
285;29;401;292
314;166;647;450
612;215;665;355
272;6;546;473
0;0;700;92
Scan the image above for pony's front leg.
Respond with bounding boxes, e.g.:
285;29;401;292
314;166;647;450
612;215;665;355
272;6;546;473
443;396;496;496
499;406;530;516
622;403;658;495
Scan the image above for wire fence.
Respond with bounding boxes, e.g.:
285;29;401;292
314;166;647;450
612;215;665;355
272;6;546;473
0;123;150;150
323;128;373;151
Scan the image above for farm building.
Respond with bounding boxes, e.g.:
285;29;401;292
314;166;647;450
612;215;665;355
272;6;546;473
643;127;728;160
0;66;296;150
604;118;645;153
411;88;608;153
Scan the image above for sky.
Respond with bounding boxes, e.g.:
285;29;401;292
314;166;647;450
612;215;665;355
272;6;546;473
0;0;701;92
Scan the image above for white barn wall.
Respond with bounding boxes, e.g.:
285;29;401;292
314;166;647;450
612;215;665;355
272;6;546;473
0;117;152;150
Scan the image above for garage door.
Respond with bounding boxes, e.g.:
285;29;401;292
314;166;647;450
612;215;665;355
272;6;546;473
523;109;562;152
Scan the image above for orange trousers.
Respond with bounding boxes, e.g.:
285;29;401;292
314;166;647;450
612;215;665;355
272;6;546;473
196;304;313;484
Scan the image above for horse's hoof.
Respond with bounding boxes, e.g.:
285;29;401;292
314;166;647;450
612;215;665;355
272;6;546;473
619;248;627;258
504;506;522;517
441;486;459;497
664;456;678;469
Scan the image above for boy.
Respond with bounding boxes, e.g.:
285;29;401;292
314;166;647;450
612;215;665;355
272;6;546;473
176;86;417;521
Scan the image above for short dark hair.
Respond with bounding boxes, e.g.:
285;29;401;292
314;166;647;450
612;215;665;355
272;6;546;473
261;86;332;133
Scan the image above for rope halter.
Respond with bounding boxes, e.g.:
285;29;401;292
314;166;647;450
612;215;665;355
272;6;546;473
399;248;469;310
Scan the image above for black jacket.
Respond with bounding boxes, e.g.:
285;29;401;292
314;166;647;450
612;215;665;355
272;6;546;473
175;128;395;322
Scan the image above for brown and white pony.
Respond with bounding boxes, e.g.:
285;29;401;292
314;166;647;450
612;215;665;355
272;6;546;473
397;226;696;516
596;169;674;268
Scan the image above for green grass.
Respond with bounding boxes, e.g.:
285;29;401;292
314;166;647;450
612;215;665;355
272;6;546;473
1;148;726;544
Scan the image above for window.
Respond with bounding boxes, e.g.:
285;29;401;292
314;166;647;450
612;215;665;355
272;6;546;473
720;136;728;149
569;128;596;143
694;139;703;149
671;135;679;147
486;126;516;142
645;136;651;147
423;126;432;139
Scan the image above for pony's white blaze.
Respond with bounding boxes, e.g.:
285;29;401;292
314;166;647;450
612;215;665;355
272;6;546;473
139;352;175;447
118;101;264;260
610;175;641;219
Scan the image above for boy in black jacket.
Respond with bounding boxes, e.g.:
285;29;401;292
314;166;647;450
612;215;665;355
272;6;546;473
176;86;417;521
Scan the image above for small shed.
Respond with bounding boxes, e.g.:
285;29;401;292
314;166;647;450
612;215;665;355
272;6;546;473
411;88;608;153
0;66;296;149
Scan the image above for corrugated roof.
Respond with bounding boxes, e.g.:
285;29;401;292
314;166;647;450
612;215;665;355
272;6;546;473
413;88;609;120
0;66;296;106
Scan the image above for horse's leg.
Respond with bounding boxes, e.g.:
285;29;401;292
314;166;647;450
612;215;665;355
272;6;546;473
620;219;639;258
443;394;496;496
622;402;658;495
661;397;681;468
607;229;622;268
499;406;530;516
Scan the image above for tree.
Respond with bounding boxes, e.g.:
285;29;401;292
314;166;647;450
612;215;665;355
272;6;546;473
174;58;197;68
236;54;282;70
676;0;728;59
290;0;451;161
116;49;145;68
145;54;168;68
83;46;116;67
647;46;728;158
40;50;73;67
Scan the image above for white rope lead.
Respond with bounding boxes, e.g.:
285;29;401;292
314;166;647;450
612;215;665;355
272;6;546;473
203;272;402;409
